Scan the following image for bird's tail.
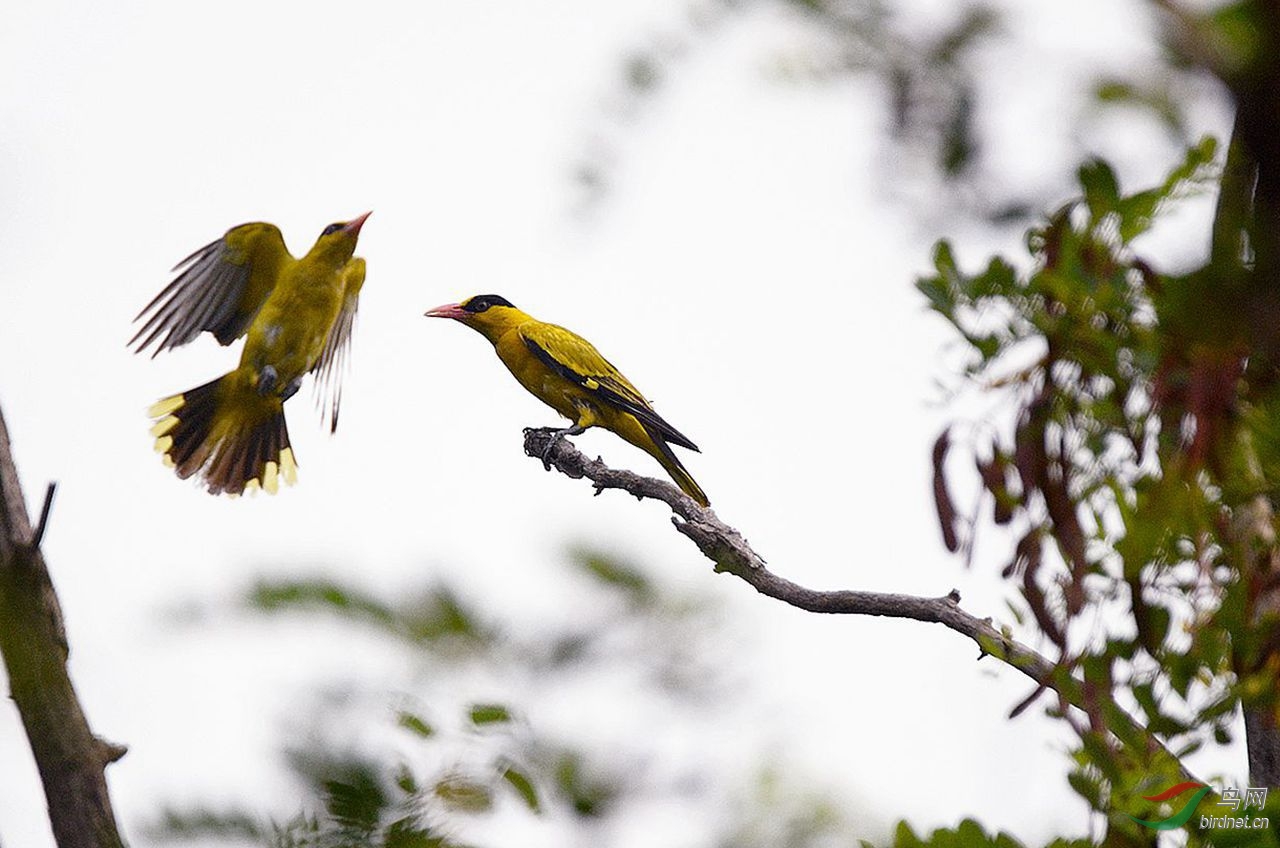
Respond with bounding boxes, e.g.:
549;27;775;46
148;372;296;495
640;422;710;507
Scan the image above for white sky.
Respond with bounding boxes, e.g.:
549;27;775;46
0;1;1239;846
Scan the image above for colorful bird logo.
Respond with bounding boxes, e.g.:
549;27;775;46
1127;781;1211;830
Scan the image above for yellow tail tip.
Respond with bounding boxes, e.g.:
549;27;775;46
280;447;298;486
146;376;297;497
150;416;180;438
248;449;298;496
148;395;185;418
262;461;279;494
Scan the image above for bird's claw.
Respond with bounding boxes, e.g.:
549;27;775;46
538;424;584;471
541;432;559;471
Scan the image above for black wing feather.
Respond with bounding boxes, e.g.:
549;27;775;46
521;335;700;452
131;223;288;356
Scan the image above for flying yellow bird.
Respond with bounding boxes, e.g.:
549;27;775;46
131;213;371;495
425;294;709;506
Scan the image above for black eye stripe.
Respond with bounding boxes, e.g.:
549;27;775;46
321;223;344;236
463;294;514;313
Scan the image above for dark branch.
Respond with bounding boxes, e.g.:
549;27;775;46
523;427;1200;784
32;482;56;549
0;405;125;848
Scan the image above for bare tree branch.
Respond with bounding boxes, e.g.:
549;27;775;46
522;427;1201;785
0;404;126;848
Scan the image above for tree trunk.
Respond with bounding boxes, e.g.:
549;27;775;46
0;406;126;848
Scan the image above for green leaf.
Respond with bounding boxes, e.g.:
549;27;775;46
383;816;446;848
1209;1;1266;69
892;821;926;848
917;240;963;316
151;807;263;841
1094;79;1136;103
969;256;1018;299
1067;769;1103;810
247;579;396;629
572;549;654;605
394;764;419;794
434;775;493;813
1092;77;1186;138
404;587;490;645
323;771;386;834
501;764;541;812
887;818;1031;847
554;752;617;818
1116;135;1217;240
1079;158;1120;220
468;703;512;726
396;711;435;738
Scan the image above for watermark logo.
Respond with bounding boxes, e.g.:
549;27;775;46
1128;781;1269;831
1127;782;1212;830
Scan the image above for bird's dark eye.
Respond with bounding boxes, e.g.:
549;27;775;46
463;294;514;314
321;222;344;236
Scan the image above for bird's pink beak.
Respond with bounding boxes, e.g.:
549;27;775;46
424;302;468;320
343;211;372;236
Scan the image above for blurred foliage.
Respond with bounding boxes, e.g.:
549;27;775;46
247;580;497;655
875;819;1093;848
912;5;1280;844
149;549;885;847
714;767;851;848
918;8;1280;825
578;0;1215;224
920;133;1254;843
578;0;997;211
780;0;999;178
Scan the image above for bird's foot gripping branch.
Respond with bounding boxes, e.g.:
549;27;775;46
522;427;763;574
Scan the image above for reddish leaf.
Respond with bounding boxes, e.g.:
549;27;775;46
976;449;1016;525
1017;528;1066;648
1014;391;1049;497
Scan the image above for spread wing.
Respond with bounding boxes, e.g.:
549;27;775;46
311;257;366;433
519;321;699;451
130;222;291;356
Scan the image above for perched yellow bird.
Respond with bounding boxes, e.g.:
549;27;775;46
131;213;371;495
425;294;709;506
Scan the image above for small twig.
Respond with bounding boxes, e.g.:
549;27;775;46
522;427;1201;785
31;482;56;549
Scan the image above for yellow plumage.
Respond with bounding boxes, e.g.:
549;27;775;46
426;294;710;506
131;214;370;495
